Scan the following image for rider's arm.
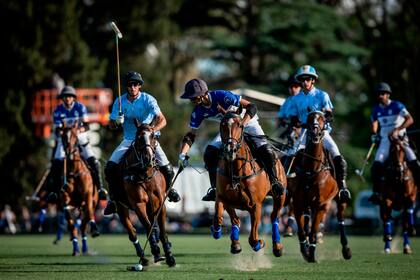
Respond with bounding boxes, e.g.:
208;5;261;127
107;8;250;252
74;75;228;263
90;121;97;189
371;119;379;134
180;128;197;155
151;112;167;133
397;114;414;131
240;98;257;125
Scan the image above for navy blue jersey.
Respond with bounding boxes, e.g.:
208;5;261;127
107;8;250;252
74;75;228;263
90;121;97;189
189;90;242;129
53;101;87;125
371;100;409;138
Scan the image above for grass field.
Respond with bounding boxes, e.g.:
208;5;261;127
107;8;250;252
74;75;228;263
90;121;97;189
0;234;419;279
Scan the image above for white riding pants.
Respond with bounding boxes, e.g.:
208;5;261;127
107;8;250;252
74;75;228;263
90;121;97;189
108;138;169;166
54;131;95;160
374;136;417;162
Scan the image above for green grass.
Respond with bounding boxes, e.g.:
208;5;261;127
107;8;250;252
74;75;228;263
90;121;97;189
0;234;419;279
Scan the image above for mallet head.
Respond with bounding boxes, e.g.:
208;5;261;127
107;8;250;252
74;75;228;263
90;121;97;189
110;21;123;39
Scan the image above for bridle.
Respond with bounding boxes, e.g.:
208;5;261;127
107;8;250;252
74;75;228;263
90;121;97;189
220;112;244;161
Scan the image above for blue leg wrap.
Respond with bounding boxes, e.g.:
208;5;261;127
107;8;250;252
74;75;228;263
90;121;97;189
252;241;261;252
211;225;222;239
272;218;280;243
82;235;88;253
72;238;80;253
403;232;410;246
230;224;240;241
39;209;47;225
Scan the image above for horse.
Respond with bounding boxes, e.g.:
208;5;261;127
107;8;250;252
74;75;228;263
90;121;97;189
59;122;100;256
211;112;287;256
292;111;351;262
114;120;175;267
379;136;417;254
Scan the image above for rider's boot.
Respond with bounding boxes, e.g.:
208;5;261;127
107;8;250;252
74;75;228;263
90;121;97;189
103;161;120;216
86;156;108;200
408;159;420;186
202;145;219;201
369;161;385;205
333;155;351;203
159;164;180;202
47;159;64;203
257;144;285;197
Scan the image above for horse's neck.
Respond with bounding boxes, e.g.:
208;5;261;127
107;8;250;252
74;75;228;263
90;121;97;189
303;141;324;171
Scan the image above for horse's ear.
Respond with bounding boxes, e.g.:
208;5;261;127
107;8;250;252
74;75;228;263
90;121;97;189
134;118;141;128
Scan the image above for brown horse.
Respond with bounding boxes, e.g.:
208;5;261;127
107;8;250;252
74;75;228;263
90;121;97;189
212;112;287;256
60;123;100;256
115;121;175;267
292;111;351;262
379;136;417;254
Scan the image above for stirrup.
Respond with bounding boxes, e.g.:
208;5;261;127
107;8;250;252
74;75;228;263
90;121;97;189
338;188;351;203
168;189;181;202
98;188;108;201
202;188;216;201
103;201;117;216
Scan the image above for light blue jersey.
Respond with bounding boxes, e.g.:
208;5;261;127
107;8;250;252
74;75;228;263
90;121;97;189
288;87;333;130
277;95;294;119
110;92;161;140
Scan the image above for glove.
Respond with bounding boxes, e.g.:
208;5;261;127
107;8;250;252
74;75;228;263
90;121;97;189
178;153;189;168
371;134;380;144
115;114;124;125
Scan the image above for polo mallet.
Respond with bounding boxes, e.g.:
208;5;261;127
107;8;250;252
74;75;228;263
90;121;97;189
110;21;123;115
142;165;185;252
26;168;50;202
355;142;376;179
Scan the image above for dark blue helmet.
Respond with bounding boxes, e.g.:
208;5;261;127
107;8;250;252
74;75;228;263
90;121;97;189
287;75;300;86
59;86;77;98
124;71;144;85
374;82;392;94
180;79;208;99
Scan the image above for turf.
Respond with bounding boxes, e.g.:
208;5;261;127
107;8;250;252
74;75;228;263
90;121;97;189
0;234;419;279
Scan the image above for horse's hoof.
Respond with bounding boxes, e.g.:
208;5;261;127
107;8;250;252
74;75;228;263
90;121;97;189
72;251;80;257
307;256;317;263
230;244;242;254
165;254;176;267
252;240;265;252
53;239;60;245
91;231;100;238
342;247;352;260
404;245;412;254
140;257;149;266
384;248;391;254
273;242;284;257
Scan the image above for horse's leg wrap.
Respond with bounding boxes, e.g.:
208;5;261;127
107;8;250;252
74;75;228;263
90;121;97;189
230;224;240;241
256;144;284;196
271;218;281;243
82;235;88;253
211;224;222;239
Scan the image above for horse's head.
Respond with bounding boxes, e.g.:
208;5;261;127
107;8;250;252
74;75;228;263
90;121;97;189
132;119;156;169
61;122;80;161
220;112;244;161
306;111;326;144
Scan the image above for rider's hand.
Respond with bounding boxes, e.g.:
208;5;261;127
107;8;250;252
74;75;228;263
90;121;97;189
371;134;380;144
178;153;189;168
115;114;124;125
